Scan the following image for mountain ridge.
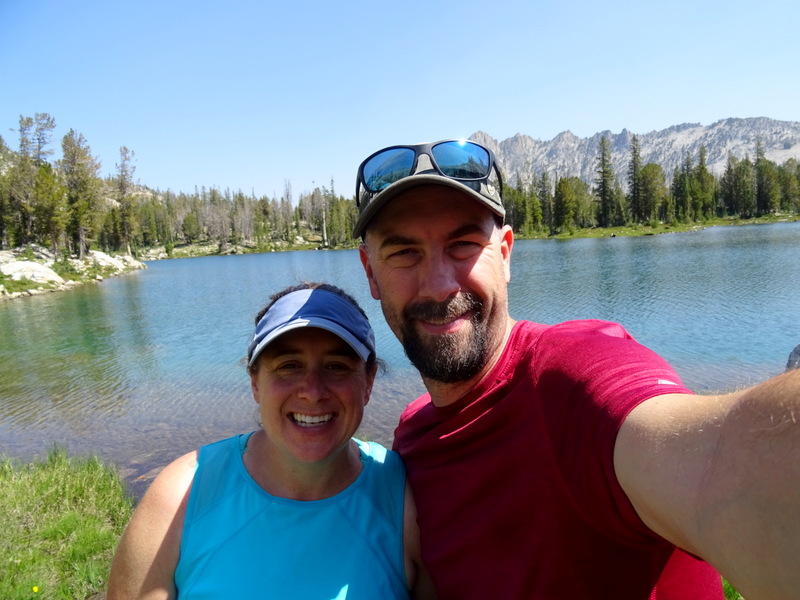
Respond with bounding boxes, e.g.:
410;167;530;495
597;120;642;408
471;117;800;190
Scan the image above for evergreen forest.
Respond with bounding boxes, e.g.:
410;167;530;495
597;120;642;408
2;113;799;259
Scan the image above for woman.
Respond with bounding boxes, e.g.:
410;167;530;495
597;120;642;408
108;282;435;599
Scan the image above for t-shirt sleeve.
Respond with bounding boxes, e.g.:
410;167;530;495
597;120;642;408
532;319;692;542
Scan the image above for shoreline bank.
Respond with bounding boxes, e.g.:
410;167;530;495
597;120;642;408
0;246;146;302
2;216;796;302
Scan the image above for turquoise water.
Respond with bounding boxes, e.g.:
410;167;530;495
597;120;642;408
1;222;798;495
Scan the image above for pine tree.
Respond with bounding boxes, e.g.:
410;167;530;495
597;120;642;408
32;113;56;166
536;172;554;235
567;176;594;228
59;130;102;258
693;146;716;221
115;146;138;255
735;157;756;218
0;135;12;248
640;163;667;224
32;163;68;253
755;141;781;216
181;211;201;243
671;153;693;222
627;135;644;223
594;137;616;227
553;176;576;233
524;184;543;235
778;158;800;212
7;116;38;244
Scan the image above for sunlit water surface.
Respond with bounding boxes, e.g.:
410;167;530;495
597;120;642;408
1;222;798;497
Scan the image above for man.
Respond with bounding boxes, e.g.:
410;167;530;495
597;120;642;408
354;139;800;600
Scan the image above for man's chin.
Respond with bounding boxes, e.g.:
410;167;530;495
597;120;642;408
402;329;487;384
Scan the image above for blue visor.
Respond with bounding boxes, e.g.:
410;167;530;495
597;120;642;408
247;288;375;367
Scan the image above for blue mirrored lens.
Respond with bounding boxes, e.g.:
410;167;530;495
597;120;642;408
362;148;416;192
431;141;490;179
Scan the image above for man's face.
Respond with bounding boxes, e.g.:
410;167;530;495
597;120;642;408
359;185;513;385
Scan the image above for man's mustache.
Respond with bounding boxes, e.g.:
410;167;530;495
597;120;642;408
404;293;483;322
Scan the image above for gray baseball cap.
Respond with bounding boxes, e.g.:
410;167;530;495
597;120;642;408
352;141;505;238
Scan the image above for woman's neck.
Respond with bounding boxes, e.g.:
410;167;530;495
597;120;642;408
243;430;363;501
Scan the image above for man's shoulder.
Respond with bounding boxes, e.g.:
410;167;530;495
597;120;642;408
398;393;433;422
510;319;633;360
536;318;631;338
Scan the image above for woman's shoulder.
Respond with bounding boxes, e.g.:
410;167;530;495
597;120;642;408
354;439;406;495
141;450;199;515
355;439;402;468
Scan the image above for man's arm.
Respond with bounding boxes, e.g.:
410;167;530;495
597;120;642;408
107;451;196;600
403;481;438;600
615;369;800;600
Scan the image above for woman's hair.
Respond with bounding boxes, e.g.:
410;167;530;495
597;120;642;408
248;282;378;374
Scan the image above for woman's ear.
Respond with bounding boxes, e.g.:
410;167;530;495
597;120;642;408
249;369;261;404
362;363;378;407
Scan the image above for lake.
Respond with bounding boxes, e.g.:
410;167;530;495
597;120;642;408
1;222;799;497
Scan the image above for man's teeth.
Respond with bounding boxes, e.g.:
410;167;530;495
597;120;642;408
292;413;334;426
426;317;451;325
424;314;461;325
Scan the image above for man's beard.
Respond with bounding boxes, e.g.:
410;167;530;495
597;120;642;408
400;292;489;383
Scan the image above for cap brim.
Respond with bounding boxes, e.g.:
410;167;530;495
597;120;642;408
352;174;504;238
248;317;372;367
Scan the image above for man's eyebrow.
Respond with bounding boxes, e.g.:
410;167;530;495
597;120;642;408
376;234;421;253
448;223;490;240
378;224;489;251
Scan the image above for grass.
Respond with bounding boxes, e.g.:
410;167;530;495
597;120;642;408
724;579;745;599
0;449;134;599
0;270;66;295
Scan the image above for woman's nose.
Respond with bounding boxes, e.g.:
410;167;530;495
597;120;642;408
297;367;326;401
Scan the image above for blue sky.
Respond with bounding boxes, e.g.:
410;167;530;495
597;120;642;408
2;0;798;200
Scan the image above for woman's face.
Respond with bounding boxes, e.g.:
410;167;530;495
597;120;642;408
249;327;375;467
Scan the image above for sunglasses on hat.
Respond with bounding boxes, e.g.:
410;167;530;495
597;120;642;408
355;139;503;203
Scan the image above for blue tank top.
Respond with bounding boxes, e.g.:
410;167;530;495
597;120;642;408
174;433;410;599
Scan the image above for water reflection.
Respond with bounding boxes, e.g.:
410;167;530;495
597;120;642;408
1;285;131;430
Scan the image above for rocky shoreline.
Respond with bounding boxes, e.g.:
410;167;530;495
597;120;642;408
0;245;146;302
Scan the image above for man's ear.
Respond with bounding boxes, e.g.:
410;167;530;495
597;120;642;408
500;225;514;283
358;243;381;300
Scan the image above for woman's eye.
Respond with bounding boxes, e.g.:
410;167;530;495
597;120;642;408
326;361;353;373
275;361;302;371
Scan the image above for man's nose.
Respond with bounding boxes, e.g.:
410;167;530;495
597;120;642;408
418;253;460;303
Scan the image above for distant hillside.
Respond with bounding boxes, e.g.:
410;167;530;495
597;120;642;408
472;117;800;190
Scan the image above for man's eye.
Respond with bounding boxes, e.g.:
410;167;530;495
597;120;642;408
385;248;419;265
388;248;413;257
450;240;482;258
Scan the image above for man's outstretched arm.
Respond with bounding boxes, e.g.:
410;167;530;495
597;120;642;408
615;369;800;600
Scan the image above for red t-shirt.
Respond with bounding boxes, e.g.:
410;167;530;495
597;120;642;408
394;320;723;600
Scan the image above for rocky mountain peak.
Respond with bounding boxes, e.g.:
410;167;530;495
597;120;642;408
472;117;800;190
